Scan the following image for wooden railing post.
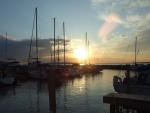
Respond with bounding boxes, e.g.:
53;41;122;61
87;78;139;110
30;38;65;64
126;64;130;94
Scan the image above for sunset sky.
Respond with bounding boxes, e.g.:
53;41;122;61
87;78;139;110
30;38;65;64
0;0;150;64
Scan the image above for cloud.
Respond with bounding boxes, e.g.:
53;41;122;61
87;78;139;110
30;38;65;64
98;13;123;38
91;0;150;24
91;0;105;5
126;15;140;22
99;13;123;23
0;35;70;64
91;0;150;8
0;35;30;62
90;0;150;63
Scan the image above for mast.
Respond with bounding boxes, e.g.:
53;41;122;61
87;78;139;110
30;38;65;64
50;44;53;63
63;22;65;66
6;32;8;63
85;32;87;65
35;7;38;64
58;36;59;66
54;18;56;66
88;41;89;65
135;37;137;65
28;9;36;64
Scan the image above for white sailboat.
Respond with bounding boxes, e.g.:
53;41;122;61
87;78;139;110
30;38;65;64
0;33;16;86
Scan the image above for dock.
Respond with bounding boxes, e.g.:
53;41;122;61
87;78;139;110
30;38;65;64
103;93;150;113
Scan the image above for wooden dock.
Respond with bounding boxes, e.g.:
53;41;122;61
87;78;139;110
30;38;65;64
103;93;150;113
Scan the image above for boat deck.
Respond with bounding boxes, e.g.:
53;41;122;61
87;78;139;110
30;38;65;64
103;93;150;113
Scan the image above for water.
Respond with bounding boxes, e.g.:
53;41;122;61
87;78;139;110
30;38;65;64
0;69;126;113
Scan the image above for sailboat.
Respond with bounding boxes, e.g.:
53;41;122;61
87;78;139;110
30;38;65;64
113;37;150;95
27;7;48;79
80;32;100;74
0;68;16;86
28;9;64;80
0;33;16;86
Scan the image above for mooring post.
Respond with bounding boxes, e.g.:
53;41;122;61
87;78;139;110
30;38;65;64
110;104;116;113
48;68;56;113
126;64;130;94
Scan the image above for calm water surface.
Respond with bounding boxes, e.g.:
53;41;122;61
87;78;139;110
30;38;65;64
0;69;126;113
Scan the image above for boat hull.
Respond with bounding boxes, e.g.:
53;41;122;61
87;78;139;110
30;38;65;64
113;84;150;95
0;75;16;86
28;70;48;80
113;75;150;95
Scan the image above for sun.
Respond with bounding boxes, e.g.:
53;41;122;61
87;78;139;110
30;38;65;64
74;47;86;59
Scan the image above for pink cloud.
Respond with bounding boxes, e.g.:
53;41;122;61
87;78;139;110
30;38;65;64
98;13;121;38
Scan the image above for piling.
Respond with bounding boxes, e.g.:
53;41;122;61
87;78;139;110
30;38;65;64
48;68;56;113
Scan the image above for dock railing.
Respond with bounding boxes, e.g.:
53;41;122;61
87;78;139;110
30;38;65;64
103;93;150;113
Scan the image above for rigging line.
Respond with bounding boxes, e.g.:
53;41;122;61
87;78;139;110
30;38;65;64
132;0;146;36
49;19;54;39
118;0;146;61
28;9;36;64
118;41;131;76
55;20;61;38
131;0;148;63
60;26;63;39
118;0;146;74
37;18;43;58
139;13;150;61
61;23;70;51
59;26;64;48
64;24;71;51
117;0;147;63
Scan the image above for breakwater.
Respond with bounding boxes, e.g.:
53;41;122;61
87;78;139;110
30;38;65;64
96;64;128;70
96;64;150;70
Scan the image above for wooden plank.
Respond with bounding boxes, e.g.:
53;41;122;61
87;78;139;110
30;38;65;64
103;93;150;111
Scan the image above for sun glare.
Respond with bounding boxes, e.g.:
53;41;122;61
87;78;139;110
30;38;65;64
75;48;86;59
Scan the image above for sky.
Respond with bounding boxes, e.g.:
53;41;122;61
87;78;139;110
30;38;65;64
0;0;150;64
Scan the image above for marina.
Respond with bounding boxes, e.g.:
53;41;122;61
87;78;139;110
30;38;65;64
0;69;115;113
1;63;150;113
0;0;150;113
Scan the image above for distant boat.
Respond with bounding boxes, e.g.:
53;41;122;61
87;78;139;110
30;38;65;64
0;61;17;86
64;63;82;77
0;60;18;86
81;64;100;74
0;67;16;86
28;60;48;79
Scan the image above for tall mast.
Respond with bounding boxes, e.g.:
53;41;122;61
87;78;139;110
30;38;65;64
50;44;53;63
58;36;59;66
28;9;35;64
88;41;89;65
135;37;137;65
54;18;56;66
85;32;87;65
6;32;8;63
63;22;65;66
35;7;38;63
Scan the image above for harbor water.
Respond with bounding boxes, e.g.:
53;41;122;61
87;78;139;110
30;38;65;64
0;69;126;113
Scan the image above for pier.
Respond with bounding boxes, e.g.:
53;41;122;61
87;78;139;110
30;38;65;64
103;93;150;113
